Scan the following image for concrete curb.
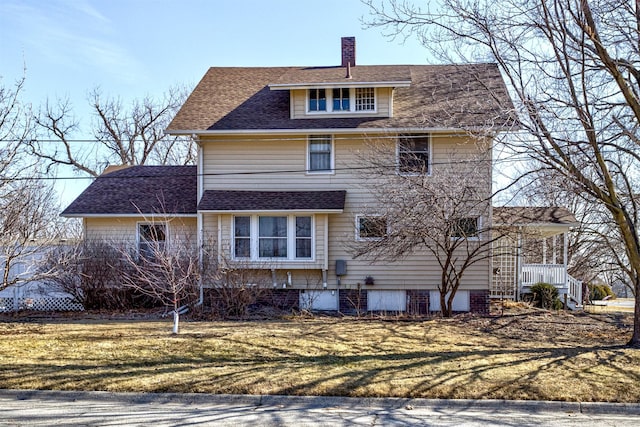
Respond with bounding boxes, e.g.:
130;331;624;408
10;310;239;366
2;389;640;416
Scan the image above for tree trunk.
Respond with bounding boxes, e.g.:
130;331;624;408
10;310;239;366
173;311;179;334
440;291;452;317
630;277;640;347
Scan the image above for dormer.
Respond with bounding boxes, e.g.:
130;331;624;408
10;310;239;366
269;37;411;120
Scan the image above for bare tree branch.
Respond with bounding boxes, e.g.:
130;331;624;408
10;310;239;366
364;0;640;345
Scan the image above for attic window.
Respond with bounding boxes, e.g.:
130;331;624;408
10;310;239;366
307;88;376;114
355;87;375;111
309;89;326;111
332;88;350;111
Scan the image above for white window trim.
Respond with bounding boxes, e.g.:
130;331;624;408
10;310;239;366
307;88;327;112
450;216;482;241
306;135;335;175
355;87;377;112
355;214;387;241
306;87;377;114
136;221;169;256
396;134;432;176
232;214;315;261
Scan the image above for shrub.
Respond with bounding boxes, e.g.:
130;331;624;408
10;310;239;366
43;241;156;310
587;283;615;301
530;282;563;310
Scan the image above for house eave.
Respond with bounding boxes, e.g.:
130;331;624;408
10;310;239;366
268;81;412;90
60;213;198;219
198;209;344;214
166;127;491;137
495;222;580;229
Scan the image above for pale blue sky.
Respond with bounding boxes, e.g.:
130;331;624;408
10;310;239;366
0;0;430;204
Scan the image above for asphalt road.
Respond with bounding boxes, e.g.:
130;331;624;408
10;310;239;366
2;390;640;426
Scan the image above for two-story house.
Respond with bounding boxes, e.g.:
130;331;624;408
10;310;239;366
62;37;523;314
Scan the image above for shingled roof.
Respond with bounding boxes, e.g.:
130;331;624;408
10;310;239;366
198;190;346;212
61;166;197;217
493;207;579;227
167;63;515;132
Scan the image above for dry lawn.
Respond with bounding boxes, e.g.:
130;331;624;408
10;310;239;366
1;305;639;402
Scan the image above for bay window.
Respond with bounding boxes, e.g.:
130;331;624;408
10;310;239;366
233;215;314;260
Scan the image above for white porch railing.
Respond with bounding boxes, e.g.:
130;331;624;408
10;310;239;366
521;264;566;286
567;275;583;308
521;264;582;309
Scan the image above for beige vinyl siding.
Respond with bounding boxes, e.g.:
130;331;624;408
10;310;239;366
84;217;197;249
290;87;391;119
199;132;491;291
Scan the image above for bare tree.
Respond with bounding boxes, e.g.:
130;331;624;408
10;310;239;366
364;0;640;345
0;178;65;291
118;232;200;334
0;74;31;195
32;85;196;177
1;75;69;292
351;136;500;317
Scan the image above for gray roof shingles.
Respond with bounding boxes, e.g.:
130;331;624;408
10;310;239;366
61;165;197;216
198;190;347;212
167;63;516;132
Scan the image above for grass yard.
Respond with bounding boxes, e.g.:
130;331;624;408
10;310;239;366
1;307;639;402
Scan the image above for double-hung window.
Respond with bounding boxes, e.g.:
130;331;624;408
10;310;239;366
398;134;431;175
259;216;288;258
356;215;387;240
309;88;326;112
295;217;312;258
234;216;251;258
233;215;314;260
138;223;167;259
332;88;350;111
308;135;333;173
450;217;480;240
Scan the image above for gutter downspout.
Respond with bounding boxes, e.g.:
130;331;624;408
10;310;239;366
323;214;329;288
196;138;204;306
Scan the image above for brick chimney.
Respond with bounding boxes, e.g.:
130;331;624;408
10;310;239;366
341;37;356;67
